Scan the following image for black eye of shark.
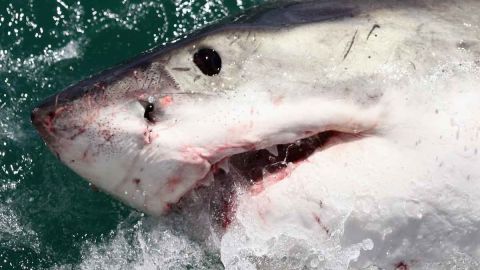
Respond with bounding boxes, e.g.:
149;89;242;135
193;48;221;76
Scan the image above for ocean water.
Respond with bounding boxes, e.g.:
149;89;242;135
0;1;264;268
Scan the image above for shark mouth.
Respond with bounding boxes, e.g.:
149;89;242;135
197;130;362;229
228;131;340;183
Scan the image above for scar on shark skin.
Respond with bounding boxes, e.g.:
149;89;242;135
172;67;191;71
409;61;417;70
313;213;331;235
343;29;358;60
367;24;380;40
69;126;86;140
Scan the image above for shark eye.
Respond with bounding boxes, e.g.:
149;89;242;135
193;48;221;76
144;102;155;122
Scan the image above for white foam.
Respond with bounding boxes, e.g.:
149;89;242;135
0;205;40;254
69;214;222;270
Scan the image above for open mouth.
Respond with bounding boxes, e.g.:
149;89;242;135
225;130;362;185
228;131;341;183
205;130;363;229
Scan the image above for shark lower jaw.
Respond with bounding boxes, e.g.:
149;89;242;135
181;129;365;228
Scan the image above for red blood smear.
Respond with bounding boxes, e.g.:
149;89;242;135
220;192;236;229
166;176;181;192
161;96;173;106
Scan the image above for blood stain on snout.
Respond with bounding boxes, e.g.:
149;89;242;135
43;106;66;134
69;127;86;140
44;112;56;133
166;176;181;192
160;95;173;106
100;129;114;142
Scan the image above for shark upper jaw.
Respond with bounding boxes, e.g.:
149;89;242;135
29;95;384;224
31;88;382;218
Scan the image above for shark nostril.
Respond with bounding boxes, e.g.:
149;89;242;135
144;102;155;122
47;111;55;119
31;107;55;142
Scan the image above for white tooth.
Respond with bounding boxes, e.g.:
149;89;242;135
218;159;230;174
266;146;279;156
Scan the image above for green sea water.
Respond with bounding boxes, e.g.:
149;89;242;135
0;1;264;268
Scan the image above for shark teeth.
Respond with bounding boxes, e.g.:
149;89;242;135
217;159;230;174
265;146;279;157
228;131;344;183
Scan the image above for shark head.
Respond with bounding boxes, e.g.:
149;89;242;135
29;0;480;267
30;2;387;216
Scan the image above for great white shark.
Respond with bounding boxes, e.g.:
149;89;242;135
32;0;480;268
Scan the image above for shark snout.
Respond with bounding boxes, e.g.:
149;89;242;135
31;91;85;149
31;77;107;146
31;99;58;146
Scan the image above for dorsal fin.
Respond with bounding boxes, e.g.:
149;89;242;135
230;0;358;28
